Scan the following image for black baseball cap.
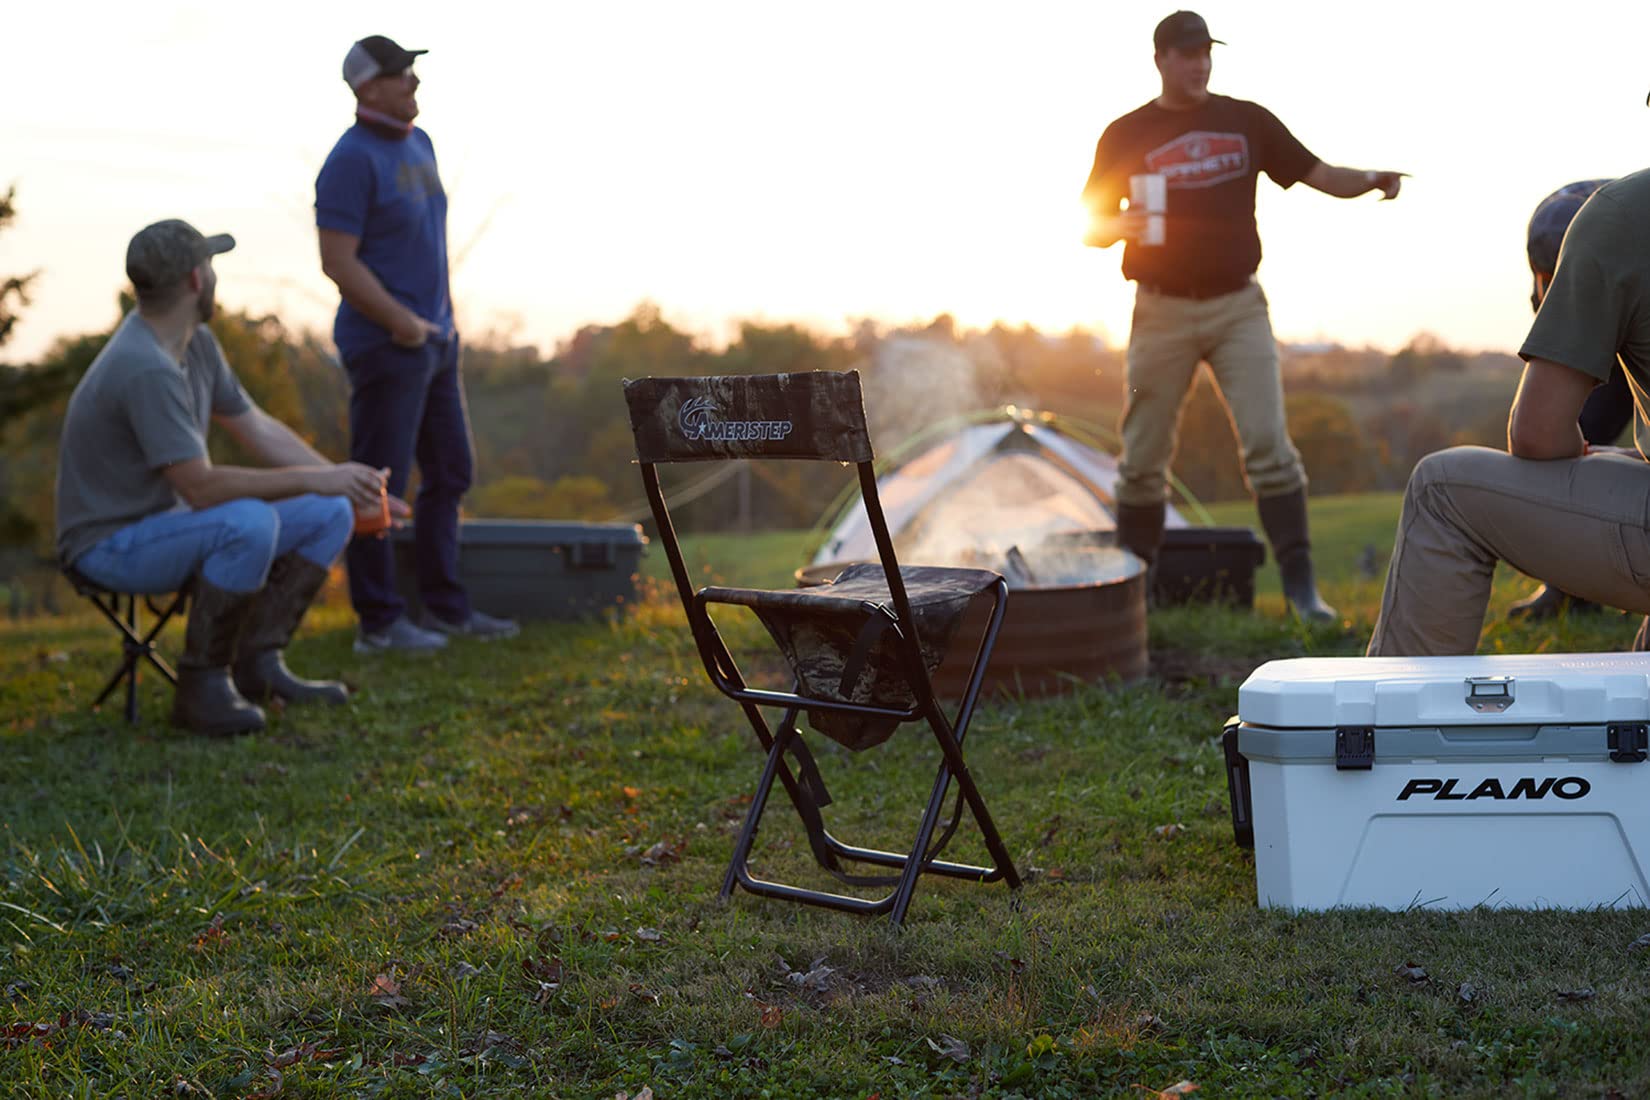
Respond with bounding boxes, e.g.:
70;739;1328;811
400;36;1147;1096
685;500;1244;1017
342;35;428;91
1154;11;1224;51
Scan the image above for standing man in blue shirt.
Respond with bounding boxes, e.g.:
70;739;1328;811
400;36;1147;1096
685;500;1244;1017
316;34;518;652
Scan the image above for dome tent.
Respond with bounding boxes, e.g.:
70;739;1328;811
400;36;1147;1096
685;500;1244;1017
812;408;1191;572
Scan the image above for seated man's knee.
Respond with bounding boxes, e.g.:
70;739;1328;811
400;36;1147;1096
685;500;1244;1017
217;499;281;555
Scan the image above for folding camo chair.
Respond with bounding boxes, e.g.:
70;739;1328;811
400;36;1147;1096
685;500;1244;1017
63;567;188;723
623;370;1021;926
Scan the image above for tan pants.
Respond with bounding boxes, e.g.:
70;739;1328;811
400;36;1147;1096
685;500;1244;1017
1117;281;1306;508
1368;445;1650;656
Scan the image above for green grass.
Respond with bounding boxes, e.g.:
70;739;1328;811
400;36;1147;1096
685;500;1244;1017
3;497;1648;1097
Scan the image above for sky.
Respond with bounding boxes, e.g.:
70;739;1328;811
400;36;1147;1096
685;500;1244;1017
4;1;1649;365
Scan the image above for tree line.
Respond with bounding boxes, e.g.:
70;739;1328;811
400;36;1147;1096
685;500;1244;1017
0;193;1525;611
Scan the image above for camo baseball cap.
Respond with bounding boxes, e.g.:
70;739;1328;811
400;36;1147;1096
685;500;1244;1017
342;35;428;91
125;219;235;292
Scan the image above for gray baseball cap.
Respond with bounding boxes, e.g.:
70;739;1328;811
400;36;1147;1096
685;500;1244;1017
343;35;428;92
125;219;235;291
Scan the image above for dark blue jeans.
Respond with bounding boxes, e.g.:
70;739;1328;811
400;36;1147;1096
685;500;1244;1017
343;337;474;632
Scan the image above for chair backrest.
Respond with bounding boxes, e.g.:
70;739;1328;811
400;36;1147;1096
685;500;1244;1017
623;371;874;466
624;371;920;664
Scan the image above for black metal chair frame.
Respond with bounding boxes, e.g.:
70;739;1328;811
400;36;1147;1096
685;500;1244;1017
626;371;1022;926
64;569;187;723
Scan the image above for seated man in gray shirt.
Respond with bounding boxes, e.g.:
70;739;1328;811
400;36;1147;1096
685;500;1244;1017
1366;171;1650;655
55;219;399;735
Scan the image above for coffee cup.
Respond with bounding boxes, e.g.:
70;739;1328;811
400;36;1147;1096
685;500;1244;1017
353;485;390;538
1129;173;1167;246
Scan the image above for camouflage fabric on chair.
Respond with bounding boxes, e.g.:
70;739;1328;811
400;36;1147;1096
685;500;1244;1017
623;369;1021;927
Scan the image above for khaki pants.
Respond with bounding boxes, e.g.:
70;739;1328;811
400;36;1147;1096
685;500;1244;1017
1368;445;1650;656
1117;281;1306;507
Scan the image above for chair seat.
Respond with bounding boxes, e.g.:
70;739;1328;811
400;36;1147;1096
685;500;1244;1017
704;564;1002;750
703;562;1000;617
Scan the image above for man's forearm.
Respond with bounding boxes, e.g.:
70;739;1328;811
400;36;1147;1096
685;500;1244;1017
246;410;330;468
323;252;421;334
178;465;338;510
1309;164;1382;199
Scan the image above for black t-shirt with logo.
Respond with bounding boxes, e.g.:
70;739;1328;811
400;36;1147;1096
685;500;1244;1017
1083;94;1319;293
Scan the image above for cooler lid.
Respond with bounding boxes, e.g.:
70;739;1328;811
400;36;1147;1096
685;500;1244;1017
1239;653;1650;729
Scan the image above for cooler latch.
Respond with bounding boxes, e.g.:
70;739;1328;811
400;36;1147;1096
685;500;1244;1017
1335;726;1375;771
1608;723;1648;764
1465;676;1516;713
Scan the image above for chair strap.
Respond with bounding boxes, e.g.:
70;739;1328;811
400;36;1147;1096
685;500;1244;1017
838;606;893;699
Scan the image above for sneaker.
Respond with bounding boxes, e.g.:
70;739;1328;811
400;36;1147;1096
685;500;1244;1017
423;608;521;640
354;615;449;654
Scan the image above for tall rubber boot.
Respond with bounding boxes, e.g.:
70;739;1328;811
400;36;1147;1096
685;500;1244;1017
1506;584;1601;621
1256;488;1338;624
172;577;265;736
1116;500;1166;605
1115;501;1166;567
233;554;349;706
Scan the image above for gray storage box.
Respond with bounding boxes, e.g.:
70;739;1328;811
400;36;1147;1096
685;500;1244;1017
391;520;647;622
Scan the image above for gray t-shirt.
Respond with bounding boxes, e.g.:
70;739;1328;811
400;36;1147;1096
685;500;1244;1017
55;313;251;567
1521;169;1650;453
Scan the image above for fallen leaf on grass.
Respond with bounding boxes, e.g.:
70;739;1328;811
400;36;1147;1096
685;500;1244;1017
779;957;835;994
268;1043;316;1069
439;917;480;938
1556;987;1596;1003
1457;982;1478;1005
927;1034;970;1063
450;962;482;981
1038;816;1062;847
755;1001;783;1028
1393;962;1429;984
613;1089;654;1100
635;927;664;943
622;786;643;800
1628;933;1650;952
1152;823;1186;840
190;913;228;951
638;840;684;866
628;984;660;1005
4;981;34;1001
369;973;410;1009
1141;1082;1199;1098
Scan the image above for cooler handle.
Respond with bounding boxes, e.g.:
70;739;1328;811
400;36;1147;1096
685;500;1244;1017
1221;716;1253;849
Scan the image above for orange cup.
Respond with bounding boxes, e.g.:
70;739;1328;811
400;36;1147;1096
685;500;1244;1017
353;485;390;538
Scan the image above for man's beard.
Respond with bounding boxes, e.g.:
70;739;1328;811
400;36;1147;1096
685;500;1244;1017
196;287;215;323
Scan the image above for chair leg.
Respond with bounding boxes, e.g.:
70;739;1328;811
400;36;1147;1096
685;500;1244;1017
124;594;139;723
722;720;794;902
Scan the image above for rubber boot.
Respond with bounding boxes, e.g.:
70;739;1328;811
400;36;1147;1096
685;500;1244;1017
233;553;349;706
172;577;265;736
1256;488;1338;624
1506;584;1601;621
1115;501;1166;567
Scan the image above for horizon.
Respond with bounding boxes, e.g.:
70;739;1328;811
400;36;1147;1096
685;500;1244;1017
5;1;1649;367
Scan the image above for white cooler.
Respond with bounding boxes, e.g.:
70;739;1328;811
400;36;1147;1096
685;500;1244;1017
1222;653;1650;911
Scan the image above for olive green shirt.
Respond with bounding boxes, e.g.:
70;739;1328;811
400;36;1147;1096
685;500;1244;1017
1520;169;1650;453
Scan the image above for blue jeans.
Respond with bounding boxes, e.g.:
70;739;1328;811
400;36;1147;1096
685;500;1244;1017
343;337;474;632
73;495;354;595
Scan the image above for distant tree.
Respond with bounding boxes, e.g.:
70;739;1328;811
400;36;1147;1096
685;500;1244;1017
1169;371;1247;503
0;185;71;439
0;184;38;351
1285;393;1375;494
1388;332;1466;383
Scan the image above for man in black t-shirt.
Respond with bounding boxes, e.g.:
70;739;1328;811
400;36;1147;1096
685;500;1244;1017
1082;10;1405;622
